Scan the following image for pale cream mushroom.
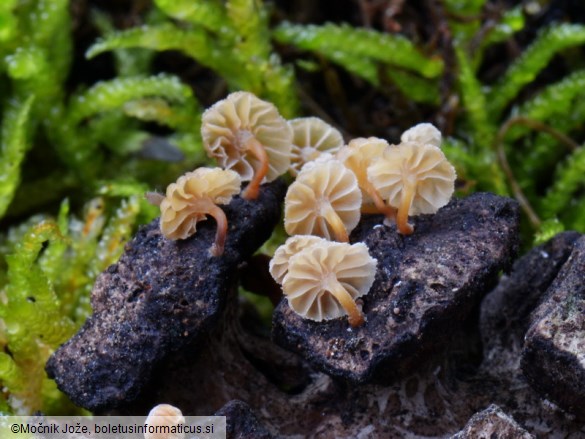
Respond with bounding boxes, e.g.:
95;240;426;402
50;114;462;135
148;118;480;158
284;160;361;242
282;241;377;327
400;122;442;148
288;117;344;176
144;403;185;439
201;91;292;200
336;137;397;221
148;167;241;256
269;235;326;285
368;141;456;235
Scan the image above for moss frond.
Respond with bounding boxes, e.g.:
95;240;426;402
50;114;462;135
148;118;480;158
488;24;585;117
86;24;218;70
273;22;444;79
154;0;228;32
0;96;35;219
540;145;585;220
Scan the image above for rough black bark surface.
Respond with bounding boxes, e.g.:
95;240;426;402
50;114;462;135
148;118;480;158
215;400;275;439
45;181;287;412
522;235;585;420
273;193;520;384
450;405;533;439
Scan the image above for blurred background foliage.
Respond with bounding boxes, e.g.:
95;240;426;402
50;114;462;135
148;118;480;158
0;0;584;414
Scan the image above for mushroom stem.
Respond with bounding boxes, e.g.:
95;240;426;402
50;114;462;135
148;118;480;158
365;182;397;221
242;137;269;200
206;203;229;256
321;203;349;242
326;278;364;327
397;181;415;235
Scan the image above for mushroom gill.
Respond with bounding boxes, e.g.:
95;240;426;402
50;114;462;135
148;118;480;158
336;137;397;221
282;241;377;327
153;167;241;256
288;117;344;176
201;91;292;200
368;140;456;235
284;160;361;242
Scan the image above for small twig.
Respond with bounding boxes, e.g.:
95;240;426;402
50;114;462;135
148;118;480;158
494;116;579;229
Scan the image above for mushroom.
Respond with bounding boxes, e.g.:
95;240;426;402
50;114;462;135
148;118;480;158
336;137;397;221
284;159;361;242
150;167;241;256
400;122;442;148
269;235;326;285
367;140;456;235
201;91;292;200
288;117;344;176
282;241;377;327
144;403;185;439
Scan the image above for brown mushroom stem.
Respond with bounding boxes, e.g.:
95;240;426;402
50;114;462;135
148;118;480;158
205;202;229;257
326;278;364;327
365;182;397;221
397;181;415;235
321;203;349;242
242;137;269;200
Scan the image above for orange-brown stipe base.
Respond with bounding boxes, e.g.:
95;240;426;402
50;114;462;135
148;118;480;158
322;203;349;242
365;183;397;223
397;182;415;235
207;203;228;257
242;138;269;200
327;279;365;327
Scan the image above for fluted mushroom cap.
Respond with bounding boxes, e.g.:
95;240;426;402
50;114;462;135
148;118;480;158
269;235;326;285
282;241;377;321
289;117;344;176
368;142;456;215
160;167;241;240
400;123;442;148
202;91;293;182
336;137;391;205
145;403;185;439
284;160;362;239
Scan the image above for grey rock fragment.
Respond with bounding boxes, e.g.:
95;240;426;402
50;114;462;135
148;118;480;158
451;404;533;439
480;231;581;374
273;193;520;384
522;235;585;419
45;181;286;412
215;400;275;439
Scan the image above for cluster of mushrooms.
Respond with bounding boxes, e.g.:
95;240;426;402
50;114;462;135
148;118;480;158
149;91;456;327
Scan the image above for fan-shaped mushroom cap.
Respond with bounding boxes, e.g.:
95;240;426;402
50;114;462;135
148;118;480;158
400;123;442;148
160;167;241;240
289;117;344;176
269;235;326;285
282;241;377;327
145;403;185;439
368;141;456;234
284;160;361;242
336;137;396;219
201;91;292;183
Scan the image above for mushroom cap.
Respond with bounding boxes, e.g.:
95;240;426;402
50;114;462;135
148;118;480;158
282;241;377;321
160;167;241;240
145;403;185;439
336;137;391;206
284;160;362;239
289;117;344;176
269;235;327;285
367;142;456;215
400;123;442;148
201;91;293;183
